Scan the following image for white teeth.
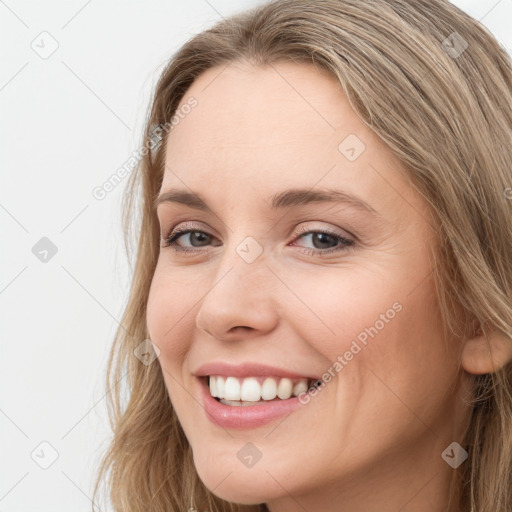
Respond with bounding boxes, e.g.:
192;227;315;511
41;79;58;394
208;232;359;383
293;379;308;396
277;377;293;399
240;377;261;402
216;376;225;399
209;376;217;397
208;375;310;402
220;399;269;407
261;377;277;400
224;376;241;401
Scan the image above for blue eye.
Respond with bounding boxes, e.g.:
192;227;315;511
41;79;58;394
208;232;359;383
160;224;354;256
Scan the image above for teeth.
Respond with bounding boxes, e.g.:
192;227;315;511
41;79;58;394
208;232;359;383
292;379;308;396
209;376;217;397
224;376;241;401
277;378;293;399
261;377;277;400
220;399;270;407
216;376;225;399
240;377;261;401
208;375;310;402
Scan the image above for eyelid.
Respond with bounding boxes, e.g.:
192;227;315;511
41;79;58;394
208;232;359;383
293;222;355;241
161;219;357;257
162;220;354;241
162;220;211;239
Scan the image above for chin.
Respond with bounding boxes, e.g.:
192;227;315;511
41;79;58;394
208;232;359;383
192;452;284;505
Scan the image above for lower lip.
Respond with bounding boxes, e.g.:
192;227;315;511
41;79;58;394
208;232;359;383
198;377;305;429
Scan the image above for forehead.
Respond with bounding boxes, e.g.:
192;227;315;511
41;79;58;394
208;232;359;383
166;60;373;158
161;61;417;220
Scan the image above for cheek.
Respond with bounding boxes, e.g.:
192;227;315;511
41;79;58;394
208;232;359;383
146;265;196;366
280;265;406;358
287;263;451;397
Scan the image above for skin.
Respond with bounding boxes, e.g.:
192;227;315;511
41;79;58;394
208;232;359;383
146;60;512;512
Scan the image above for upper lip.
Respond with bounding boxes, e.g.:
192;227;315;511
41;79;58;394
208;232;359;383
194;361;317;381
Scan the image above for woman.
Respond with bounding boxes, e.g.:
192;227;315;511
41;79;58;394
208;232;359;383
93;1;512;511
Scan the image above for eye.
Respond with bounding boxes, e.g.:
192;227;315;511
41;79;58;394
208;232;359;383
160;223;220;254
289;224;354;256
160;222;355;256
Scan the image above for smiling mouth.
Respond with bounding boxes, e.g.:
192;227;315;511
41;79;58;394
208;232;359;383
206;375;317;405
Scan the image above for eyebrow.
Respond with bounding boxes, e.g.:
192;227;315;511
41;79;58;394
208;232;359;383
153;187;379;216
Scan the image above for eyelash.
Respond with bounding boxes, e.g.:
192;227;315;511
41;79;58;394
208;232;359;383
160;222;355;257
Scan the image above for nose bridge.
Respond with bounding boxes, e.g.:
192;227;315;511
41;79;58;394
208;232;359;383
195;234;280;339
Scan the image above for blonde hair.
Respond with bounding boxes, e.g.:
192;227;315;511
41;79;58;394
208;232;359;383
92;1;512;511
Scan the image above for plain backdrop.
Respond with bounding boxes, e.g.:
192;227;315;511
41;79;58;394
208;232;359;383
1;1;511;510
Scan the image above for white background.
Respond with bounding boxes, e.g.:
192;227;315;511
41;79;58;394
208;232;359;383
1;1;511;510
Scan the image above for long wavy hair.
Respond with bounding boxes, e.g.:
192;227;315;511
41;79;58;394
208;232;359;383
92;1;512;511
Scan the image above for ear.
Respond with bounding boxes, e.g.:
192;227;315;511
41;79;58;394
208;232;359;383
461;326;512;375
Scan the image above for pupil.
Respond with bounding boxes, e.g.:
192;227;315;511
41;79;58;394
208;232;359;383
191;232;209;246
313;233;335;249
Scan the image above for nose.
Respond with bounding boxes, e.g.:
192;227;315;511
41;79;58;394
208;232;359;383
195;246;280;342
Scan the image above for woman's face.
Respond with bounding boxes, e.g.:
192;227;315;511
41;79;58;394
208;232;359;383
146;61;473;510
